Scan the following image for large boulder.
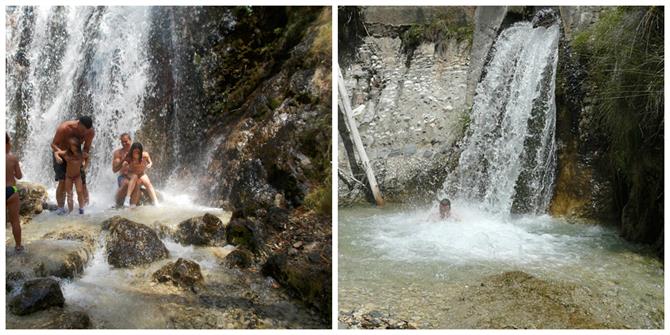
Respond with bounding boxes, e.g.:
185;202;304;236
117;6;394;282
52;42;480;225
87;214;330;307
262;241;331;319
9;278;65;316
42;226;97;248
16;181;49;219
225;217;261;253
6;308;92;329
6;239;94;280
174;213;226;246
101;216;169;268
222;248;253;269
152;258;204;291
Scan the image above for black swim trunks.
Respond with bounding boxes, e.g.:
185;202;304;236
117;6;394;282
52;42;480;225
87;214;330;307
6;185;17;201
52;154;86;184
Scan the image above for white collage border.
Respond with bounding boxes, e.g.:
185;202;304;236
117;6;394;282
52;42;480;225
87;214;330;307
0;0;667;334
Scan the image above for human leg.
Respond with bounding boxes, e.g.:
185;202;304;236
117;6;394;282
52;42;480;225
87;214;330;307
7;192;21;250
75;177;85;214
80;168;89;206
115;176;129;207
65;178;74;213
139;174;158;205
126;174;138;206
53;154;66;208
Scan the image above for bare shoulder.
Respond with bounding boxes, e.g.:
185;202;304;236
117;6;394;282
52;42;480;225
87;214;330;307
6;152;17;163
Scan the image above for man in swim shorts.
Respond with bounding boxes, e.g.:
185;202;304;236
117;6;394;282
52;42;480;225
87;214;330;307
112;132;142;207
51;116;95;214
6;133;23;252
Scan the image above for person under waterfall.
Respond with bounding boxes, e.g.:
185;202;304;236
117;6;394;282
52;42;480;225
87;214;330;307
56;137;87;214
429;198;459;221
51;116;95;214
6;133;24;253
112;132;146;207
122;142;158;207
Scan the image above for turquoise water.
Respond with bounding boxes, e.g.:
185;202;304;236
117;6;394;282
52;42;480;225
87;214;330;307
339;203;664;328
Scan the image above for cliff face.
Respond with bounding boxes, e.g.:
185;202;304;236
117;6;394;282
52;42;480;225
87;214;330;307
139;7;333;318
339;6;662;255
138;7;331;213
339;7;474;204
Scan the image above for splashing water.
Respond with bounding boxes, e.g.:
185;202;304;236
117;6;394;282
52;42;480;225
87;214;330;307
442;21;560;214
6;6;150;197
339;16;662;329
339;204;663;328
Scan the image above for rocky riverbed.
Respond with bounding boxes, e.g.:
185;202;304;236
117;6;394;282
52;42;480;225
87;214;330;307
6;183;329;329
338;205;664;329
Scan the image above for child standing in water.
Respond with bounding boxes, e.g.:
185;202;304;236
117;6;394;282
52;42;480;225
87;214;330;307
6;133;24;252
123;142;158;207
57;137;86;214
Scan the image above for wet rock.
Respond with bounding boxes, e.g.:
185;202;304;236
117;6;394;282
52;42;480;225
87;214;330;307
6;308;92;329
6;239;94;279
101;216;169;268
39;310;91;329
265;206;289;230
262;243;331;319
339;308;417;329
16;181;49;219
225;218;261;253
42;226;97;248
448;271;607;328
7;271;26;292
152;258;204;291
532;8;560;28
222;248;253;269
174;213;226;246
9;278;65;316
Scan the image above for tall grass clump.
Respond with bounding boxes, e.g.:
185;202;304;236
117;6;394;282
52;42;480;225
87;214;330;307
572;6;663;253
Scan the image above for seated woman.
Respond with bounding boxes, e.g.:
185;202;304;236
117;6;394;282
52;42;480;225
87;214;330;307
122;142;158;207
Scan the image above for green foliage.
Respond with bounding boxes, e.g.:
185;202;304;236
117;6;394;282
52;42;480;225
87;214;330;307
572;7;663;176
572;6;663;245
304;172;332;216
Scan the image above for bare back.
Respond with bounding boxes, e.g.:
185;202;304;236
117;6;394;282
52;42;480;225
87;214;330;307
5;152;22;186
52;121;94;153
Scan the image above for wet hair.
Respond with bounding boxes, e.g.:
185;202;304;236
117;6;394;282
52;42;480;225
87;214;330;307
120;132;131;140
78;116;93;129
440;199;451;207
128;142;143;163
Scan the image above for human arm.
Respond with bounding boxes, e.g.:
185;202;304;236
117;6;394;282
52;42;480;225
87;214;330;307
112;149;124;173
82;128;95;164
143;152;152;169
12;156;23;180
51;130;66;164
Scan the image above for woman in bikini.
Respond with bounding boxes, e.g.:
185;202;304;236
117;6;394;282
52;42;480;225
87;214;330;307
123;142;158;207
57;137;86;214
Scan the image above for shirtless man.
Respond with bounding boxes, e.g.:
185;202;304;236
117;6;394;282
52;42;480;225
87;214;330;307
428;198;459;221
112;133;142;206
51;116;94;214
6;133;24;252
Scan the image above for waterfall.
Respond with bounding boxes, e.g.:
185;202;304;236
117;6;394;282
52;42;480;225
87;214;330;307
443;21;560;214
6;6;151;194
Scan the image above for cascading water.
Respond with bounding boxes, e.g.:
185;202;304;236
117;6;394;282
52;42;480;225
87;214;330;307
6;6;151;195
6;7;328;328
339;12;662;329
442;21;560;214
